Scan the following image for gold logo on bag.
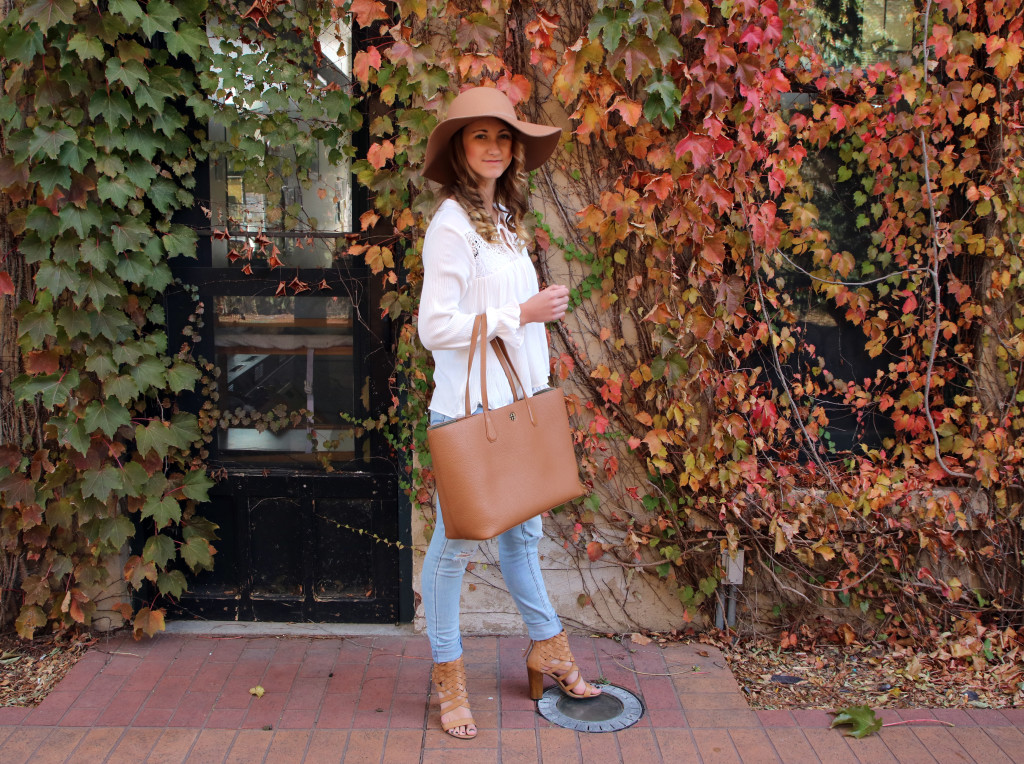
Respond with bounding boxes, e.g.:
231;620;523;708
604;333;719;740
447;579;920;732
509;412;517;421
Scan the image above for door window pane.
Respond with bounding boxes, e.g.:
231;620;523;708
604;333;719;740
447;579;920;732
215;294;356;456
208;122;352;269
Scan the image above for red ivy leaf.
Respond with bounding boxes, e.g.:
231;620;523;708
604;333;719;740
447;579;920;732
25;350;60;375
586;541;604;562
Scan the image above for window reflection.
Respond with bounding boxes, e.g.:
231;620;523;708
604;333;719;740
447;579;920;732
215;295;356;456
812;0;915;67
208;123;352;268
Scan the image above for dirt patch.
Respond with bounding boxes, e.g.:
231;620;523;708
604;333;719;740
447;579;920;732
721;637;1024;710
0;631;93;707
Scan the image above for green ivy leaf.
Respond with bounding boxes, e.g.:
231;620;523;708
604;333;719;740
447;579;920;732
830;705;882;738
84;353;118;378
141;0;179;37
4;27;44;63
17;233;51;263
130;357;167;391
58;140;97;173
24;206;59;240
77;270;120;307
112;341;144;366
644;78;683;129
652;29;683;66
108;0;144;24
52;418;91;455
119;461;150;498
166;362;201;393
90;307;135;342
81;465;123;501
588;7;628;52
97;515;135;550
88;90;133;129
68;33;106;62
19;309;58;347
105;58;150;90
15;369;80;408
161;226;197;258
111;217;151;253
21;0;75;33
27;125;76;160
97;175;138;207
79;239;115;270
142;495;182;527
143;533;176;567
35;260;80;296
157;569;188;599
122;126;162;162
29;161;71;196
58;204;103;237
56;305;92;340
82;399;130;438
135;414;198;459
122;156;157;189
147;176;179;213
165;23;207;58
145;262;174;293
181;469;214;502
114;251;154;284
180;536;214;572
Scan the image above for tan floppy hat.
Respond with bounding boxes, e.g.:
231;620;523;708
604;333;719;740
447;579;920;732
422;87;562;185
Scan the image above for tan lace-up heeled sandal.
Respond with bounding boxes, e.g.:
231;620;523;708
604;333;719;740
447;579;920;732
525;631;603;701
432;657;477;740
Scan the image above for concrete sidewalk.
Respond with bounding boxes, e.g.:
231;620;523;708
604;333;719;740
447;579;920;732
0;627;1021;763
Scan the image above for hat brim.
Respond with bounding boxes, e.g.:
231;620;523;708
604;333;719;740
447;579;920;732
422;114;561;185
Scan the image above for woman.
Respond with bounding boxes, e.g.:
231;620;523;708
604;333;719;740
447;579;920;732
418;87;602;740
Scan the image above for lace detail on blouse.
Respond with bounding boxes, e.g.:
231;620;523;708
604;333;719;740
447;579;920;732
465;226;526;278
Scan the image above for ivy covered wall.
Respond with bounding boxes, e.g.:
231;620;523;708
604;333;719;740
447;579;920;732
1;0;1022;675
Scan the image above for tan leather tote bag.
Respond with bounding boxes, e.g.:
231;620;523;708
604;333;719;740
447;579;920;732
427;314;586;540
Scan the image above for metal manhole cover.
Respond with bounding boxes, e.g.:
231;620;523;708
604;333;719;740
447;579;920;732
536;684;644;732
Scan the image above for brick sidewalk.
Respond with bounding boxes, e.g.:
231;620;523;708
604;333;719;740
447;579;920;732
0;630;1021;762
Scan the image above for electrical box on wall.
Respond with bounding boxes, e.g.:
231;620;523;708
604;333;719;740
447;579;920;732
720;548;744;585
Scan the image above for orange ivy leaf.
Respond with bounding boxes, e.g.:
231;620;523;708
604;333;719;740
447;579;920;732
587;541;604;562
496;73;531;104
611;96;642;126
0;270;15;296
348;0;389;28
132;607;166;639
353;46;381;85
367;140;395;170
525;9;559;49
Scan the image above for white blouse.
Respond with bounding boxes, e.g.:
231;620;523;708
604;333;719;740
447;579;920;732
418;199;551;418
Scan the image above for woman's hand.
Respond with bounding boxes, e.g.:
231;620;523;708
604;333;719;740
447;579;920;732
520;284;570;325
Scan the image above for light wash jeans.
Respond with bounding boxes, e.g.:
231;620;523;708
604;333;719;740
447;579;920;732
422;409;563;663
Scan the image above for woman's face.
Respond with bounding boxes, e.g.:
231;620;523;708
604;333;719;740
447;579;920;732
460;118;514;183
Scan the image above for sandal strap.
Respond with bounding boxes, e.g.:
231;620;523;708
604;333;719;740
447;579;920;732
432;658;476;733
529;632;601;698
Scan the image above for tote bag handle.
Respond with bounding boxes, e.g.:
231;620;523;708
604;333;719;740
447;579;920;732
463;314;536;442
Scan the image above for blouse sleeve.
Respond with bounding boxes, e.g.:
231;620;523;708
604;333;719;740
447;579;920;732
417;216;524;351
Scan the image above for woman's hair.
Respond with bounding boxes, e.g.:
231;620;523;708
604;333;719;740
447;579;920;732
443;126;530;244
